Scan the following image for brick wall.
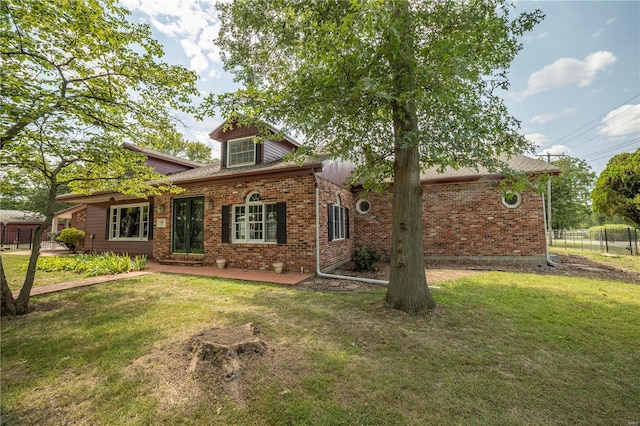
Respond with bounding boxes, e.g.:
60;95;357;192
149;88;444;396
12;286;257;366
317;176;356;270
72;209;87;232
152;172;331;273
354;179;547;263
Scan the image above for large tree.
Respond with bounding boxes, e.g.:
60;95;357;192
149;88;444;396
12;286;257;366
138;128;213;163
549;156;596;231
0;0;197;316
592;149;640;228
203;0;542;313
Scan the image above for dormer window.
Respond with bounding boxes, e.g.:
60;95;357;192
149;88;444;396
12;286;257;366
227;138;256;167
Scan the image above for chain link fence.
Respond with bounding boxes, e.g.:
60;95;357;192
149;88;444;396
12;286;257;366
551;228;639;255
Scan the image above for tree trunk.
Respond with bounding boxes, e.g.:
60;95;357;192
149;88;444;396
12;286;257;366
385;109;436;314
384;0;435;313
1;257;17;317
13;182;59;315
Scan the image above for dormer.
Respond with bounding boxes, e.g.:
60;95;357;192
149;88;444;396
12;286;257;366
209;119;299;168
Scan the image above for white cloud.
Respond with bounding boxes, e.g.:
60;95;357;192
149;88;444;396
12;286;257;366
120;0;222;77
538;145;572;156
525;133;548;147
599;104;640;137
531;108;577;124
523;32;548;42
519;51;617;98
592;28;604;39
606;17;617;25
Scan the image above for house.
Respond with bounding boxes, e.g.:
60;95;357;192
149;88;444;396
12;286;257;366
0;209;45;248
56;120;560;272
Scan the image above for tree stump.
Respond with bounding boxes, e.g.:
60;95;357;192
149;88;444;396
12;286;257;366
187;323;267;381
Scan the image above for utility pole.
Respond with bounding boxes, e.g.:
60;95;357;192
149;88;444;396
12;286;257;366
537;153;564;247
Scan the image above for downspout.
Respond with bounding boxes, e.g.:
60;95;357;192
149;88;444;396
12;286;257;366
542;191;557;267
313;173;439;289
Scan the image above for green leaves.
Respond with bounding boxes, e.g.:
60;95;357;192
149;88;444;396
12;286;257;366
1;0;199;201
592;149;640;227
205;0;543;188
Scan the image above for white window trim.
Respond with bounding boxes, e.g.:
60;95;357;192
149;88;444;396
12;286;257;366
109;202;150;241
227;137;256;168
502;191;522;209
356;199;371;214
232;193;277;244
333;204;346;240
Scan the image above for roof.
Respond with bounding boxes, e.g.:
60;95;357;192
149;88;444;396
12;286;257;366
209;118;301;147
53;204;87;219
123;142;207;168
162;156;323;184
418;154;560;184
0;209;45;224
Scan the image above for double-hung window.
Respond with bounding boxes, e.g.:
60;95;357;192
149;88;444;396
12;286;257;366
232;193;281;243
227;138;256;167
109;203;150;240
328;196;349;241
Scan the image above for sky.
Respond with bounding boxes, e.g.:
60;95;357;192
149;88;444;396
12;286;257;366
120;0;640;176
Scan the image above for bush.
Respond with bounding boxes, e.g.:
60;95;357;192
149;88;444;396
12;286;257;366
28;252;147;277
589;224;638;232
352;247;381;271
55;227;85;253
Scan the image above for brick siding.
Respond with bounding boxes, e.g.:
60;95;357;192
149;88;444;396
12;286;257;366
153;172;327;273
354;179;547;263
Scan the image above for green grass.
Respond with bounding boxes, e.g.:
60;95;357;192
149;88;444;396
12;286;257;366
1;272;639;425
2;253;146;292
551;246;640;273
2;253;83;291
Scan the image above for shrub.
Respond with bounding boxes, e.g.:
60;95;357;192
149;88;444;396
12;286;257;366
28;252;147;277
352;247;381;271
55;227;85;253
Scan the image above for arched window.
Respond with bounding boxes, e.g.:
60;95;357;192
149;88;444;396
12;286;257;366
232;192;281;243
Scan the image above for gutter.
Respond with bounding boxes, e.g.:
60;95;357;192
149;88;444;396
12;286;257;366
313;173;439;289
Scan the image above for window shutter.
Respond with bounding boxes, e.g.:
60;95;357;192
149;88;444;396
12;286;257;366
148;205;154;240
221;142;227;168
221;205;230;243
327;204;334;241
105;208;111;240
255;143;262;164
345;208;350;239
276;202;286;244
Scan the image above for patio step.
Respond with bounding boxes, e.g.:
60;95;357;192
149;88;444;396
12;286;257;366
158;259;204;267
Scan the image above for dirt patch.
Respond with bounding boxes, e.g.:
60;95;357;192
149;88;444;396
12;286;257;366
298;254;639;292
128;323;271;410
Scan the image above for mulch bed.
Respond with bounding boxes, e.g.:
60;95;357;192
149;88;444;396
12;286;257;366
298;254;639;291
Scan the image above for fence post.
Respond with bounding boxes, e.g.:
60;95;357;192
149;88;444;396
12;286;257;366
604;229;609;253
0;224;4;248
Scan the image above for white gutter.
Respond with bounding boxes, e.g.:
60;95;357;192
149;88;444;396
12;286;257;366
313;174;439;289
542;191;558;267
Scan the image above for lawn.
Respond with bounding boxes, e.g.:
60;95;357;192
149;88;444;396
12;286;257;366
1;271;639;425
2;253;83;291
550;247;640;274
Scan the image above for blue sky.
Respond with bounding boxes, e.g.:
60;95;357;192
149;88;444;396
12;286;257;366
121;0;640;175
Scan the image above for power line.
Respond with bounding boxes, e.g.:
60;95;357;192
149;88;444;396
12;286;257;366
550;93;640;147
582;138;639;161
570;117;640;150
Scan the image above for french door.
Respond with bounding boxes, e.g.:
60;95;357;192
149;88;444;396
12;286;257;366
172;197;204;254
